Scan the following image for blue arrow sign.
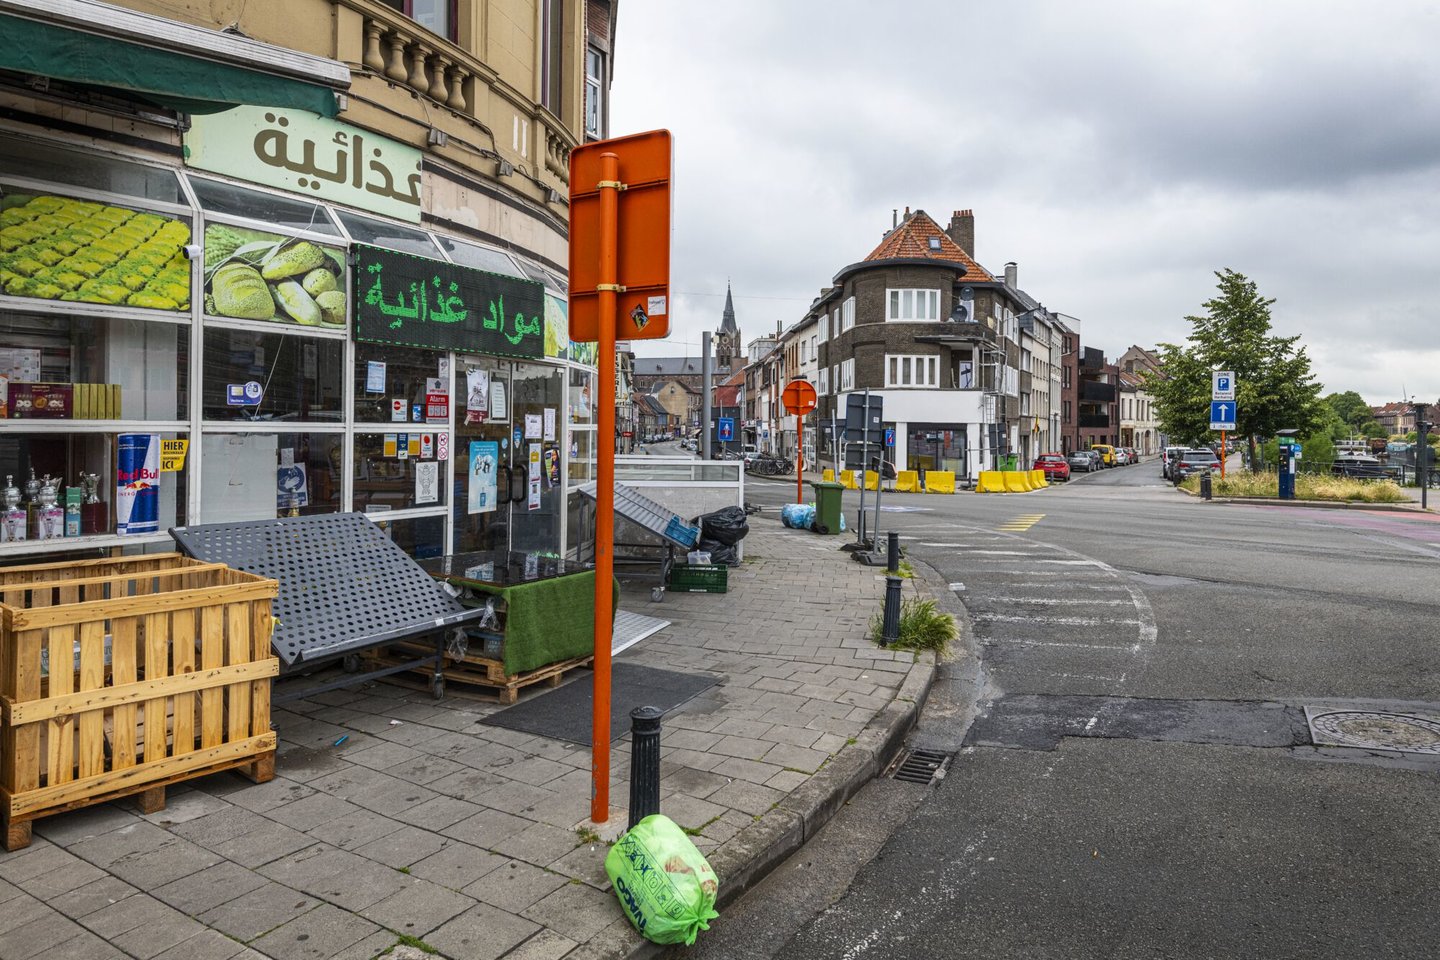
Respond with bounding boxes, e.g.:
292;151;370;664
1210;401;1236;430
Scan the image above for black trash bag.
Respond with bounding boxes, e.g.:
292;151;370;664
697;537;739;567
698;507;749;546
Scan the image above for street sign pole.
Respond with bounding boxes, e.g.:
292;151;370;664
590;151;620;824
796;413;804;504
1220;430;1227;479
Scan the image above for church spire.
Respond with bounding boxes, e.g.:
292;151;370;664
719;282;738;335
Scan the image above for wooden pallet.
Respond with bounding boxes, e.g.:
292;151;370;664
370;644;593;704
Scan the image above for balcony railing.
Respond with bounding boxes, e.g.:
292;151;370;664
1078;414;1110;428
1079;380;1116;403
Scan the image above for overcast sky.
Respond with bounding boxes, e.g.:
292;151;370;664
608;0;1440;404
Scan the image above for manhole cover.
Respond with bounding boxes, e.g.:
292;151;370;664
1305;709;1440;755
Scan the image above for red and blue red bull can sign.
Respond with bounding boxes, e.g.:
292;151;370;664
117;434;161;535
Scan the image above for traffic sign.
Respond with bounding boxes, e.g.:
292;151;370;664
568;130;672;341
717;417;734;442
1212;371;1235;401
884;427;895;447
1210;400;1237;431
782;379;817;416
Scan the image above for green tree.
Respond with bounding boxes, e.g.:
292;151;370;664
1322;390;1373;432
1359;420;1388;440
1146;269;1326;464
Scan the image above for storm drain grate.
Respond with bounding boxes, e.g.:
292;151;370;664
891;748;951;785
1305;708;1440;755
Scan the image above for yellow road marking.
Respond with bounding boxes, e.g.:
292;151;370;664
998;514;1046;531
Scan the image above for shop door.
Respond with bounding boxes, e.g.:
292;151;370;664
907;424;967;477
454;360;513;553
509;363;564;554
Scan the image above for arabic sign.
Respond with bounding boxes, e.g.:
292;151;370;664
354;244;544;358
185;106;424;223
204;224;346;328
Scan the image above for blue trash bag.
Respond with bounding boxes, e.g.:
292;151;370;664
780;503;816;529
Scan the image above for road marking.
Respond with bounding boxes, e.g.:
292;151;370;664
949;582;966;592
972;613;1141;626
920;542;966;547
997;514;1046;531
986;596;1134;605
980;639;1138;651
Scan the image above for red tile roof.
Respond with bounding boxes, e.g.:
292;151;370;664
863;209;995;281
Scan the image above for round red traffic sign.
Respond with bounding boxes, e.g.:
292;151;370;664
782;379;817;416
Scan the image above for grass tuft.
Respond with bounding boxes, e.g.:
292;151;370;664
1180;470;1409;503
870;596;957;656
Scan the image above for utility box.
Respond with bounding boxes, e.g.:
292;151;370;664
809;480;844;536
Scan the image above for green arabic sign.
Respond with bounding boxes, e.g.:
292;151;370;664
353;243;543;357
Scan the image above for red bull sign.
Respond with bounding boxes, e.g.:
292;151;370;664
117;434;160;535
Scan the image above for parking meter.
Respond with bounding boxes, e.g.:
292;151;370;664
1277;441;1297;499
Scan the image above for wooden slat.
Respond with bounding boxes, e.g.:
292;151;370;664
110;617;139;772
171;608;197;757
2;629;43;796
249;601;273;748
0;553;189;586
143;613;172;764
75;622;106;780
44;625;75;788
225;604;251;742
10;579;278;631
4;659;278;727
8;564;231;599
199;605;224;749
5;733;276;819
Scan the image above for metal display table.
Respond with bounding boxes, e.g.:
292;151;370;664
170;513;488;701
576;482;698;601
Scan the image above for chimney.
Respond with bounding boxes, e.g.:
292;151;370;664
947;209;974;256
892;209;898;229
1004;262;1017;289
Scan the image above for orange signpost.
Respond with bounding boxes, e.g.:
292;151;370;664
568;131;672;825
782;379;818;504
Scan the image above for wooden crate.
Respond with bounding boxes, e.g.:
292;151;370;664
0;557;279;851
371;640;593;704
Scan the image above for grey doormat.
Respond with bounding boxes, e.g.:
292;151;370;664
480;662;718;745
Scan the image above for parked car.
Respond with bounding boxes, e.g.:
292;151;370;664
1090;444;1116;467
1112;448;1131;466
1161;446;1185;479
1066;450;1095;473
1173;448;1221;480
1034;453;1071;482
1125;447;1140;463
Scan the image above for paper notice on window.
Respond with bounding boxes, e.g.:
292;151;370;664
366;361;386;393
414;460;439;504
465;368;490;424
543;408;556;442
490;379;508;421
525;413;542;440
528;443;542;511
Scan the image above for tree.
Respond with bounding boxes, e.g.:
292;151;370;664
1323;391;1373;432
1147;269;1326;465
1360;420;1388;440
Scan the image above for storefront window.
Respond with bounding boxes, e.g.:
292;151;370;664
354;343;450;423
335;210;439;258
189;178;340;236
0;431;188;541
372;513;445;559
199;431;341;523
906;424;967;477
352;432;449;512
1;138;182;204
509;362;563;554
433;236;526;278
1;313;188;420
202;331;342;422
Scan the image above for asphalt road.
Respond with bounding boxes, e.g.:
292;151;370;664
716;461;1440;959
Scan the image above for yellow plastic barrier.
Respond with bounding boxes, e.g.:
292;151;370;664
839;469;858;490
864;470;879;491
976;471;1006;493
924;470;956;494
1030;469;1048;488
895;470;920;493
1003;471;1032;493
822;469;835;483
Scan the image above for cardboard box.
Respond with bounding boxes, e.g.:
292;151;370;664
8;382;72;419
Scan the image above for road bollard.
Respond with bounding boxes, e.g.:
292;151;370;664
887;530;901;574
1201;471;1212;500
881;574;902;647
627;706;663;830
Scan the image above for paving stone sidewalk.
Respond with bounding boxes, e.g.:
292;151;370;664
0;514;932;960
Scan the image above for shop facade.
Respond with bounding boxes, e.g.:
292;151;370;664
0;131;596;565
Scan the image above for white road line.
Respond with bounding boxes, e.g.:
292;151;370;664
972;613;1141;626
948;582;966;591
980;639;1137;651
986;596;1133;605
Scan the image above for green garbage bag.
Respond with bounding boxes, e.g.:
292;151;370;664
605;814;720;945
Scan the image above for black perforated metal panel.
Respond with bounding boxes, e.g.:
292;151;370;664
170;513;478;666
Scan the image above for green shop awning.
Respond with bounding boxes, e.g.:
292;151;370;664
0;7;346;117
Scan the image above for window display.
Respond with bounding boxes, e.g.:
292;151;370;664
202;330;342;421
353;432;450;512
199;431;340;523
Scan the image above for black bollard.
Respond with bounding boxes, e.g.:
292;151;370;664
887;530;901;574
1201;471;1212;500
881;574;902;647
627;706;663;830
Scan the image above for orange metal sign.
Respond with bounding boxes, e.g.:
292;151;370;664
782;379;817;416
568;130;672;341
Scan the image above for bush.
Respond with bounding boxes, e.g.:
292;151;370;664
870;596;957;656
1180;470;1408;503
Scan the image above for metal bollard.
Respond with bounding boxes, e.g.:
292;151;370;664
1201;471;1212;500
887;530;901;574
881;574;902;647
627;706;663;830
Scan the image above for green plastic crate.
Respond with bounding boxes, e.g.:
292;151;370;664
670;563;728;593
